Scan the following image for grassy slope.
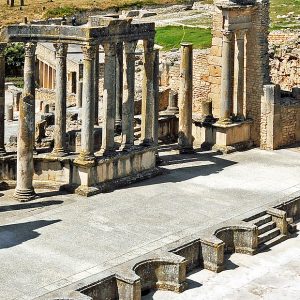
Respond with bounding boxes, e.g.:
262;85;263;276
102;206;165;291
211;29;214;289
155;26;212;50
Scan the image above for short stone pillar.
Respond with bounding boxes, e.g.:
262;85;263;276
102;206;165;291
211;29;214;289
178;43;194;154
100;42;116;156
115;42;123;130
75;44;96;162
0;43;6;156
14;91;22;112
5;105;13;121
141;39;155;146
76;80;83;108
167;90;179;114
14;42;37;201
52;43;68;156
218;30;234;124
234;29;246;120
121;41;137;151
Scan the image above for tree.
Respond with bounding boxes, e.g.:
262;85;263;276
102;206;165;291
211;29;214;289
4;43;25;77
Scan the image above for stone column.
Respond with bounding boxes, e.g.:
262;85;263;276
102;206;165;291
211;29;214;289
76;80;83;108
52;43;68;156
234;29;246;120
153;48;160;148
121;41;137;151
94;45;99;125
115;42;123;131
75;44;96;162
99;42;116;156
0;43;6;156
141;39;155;146
218;30;234;124
178;43;194;154
14;42;37;201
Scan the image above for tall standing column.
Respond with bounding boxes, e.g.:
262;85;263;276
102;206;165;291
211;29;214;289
0;43;6;156
218;30;234;124
94;45;99;125
178;43;194;154
14;42;37;201
153;48;160;149
121;41;137;151
115;42;123;131
234;29;246;120
75;44;96;162
52;43;68;156
100;42;116;156
141;39;155;146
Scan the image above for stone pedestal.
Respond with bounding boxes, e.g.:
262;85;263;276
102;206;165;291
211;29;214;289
14;43;37;201
178;43;194;154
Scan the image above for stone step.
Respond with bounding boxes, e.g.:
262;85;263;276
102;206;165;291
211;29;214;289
252;214;272;227
258;234;288;252
258;221;276;235
258;227;280;245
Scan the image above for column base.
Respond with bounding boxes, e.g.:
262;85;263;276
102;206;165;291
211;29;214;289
97;148;116;157
49;149;68;157
14;188;36;202
74;152;95;167
216;118;232;125
178;147;195;154
119;143;134;152
140;138;154;147
0;148;6;156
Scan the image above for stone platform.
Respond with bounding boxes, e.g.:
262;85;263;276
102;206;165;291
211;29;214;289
0;147;300;299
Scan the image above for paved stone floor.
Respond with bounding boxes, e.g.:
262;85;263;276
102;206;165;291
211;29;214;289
0;147;300;299
144;223;300;300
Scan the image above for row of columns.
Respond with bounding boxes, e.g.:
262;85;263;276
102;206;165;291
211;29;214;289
219;29;247;124
0;38;158;201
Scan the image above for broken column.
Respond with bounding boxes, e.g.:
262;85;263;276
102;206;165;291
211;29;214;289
234;29;246;120
14;42;37;201
100;42;116;156
52;43;68;156
0;43;6;156
141;39;155;146
121;41;137;151
115;42;123;131
178;43;194;154
218;30;234;124
75;44;96;162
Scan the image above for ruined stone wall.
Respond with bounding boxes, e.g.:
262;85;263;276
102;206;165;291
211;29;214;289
163;49;211;115
269;32;300;91
36;88;76;107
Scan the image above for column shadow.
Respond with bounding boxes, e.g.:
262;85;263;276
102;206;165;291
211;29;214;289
0;219;61;249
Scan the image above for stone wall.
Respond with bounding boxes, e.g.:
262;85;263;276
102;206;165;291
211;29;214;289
269;32;300;91
36;88;76;107
162;49;211;115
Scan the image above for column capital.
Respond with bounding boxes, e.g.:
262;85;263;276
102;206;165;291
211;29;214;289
53;43;68;58
221;30;234;41
102;42;116;56
124;40;137;54
81;44;96;60
24;42;37;57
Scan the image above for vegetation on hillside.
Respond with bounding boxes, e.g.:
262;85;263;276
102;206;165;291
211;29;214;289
155;26;212;50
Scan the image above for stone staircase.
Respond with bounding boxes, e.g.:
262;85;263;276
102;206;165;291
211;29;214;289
247;211;288;251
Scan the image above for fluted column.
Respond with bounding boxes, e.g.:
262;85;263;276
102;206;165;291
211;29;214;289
75;44;96;162
121;41;137;151
100;42;116;156
52;43;68;156
115;42;123;131
234;29;246;120
94;45;99;125
141;39;155;146
0;43;6;156
14;42;37;201
178;43;194;154
218;30;234;124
